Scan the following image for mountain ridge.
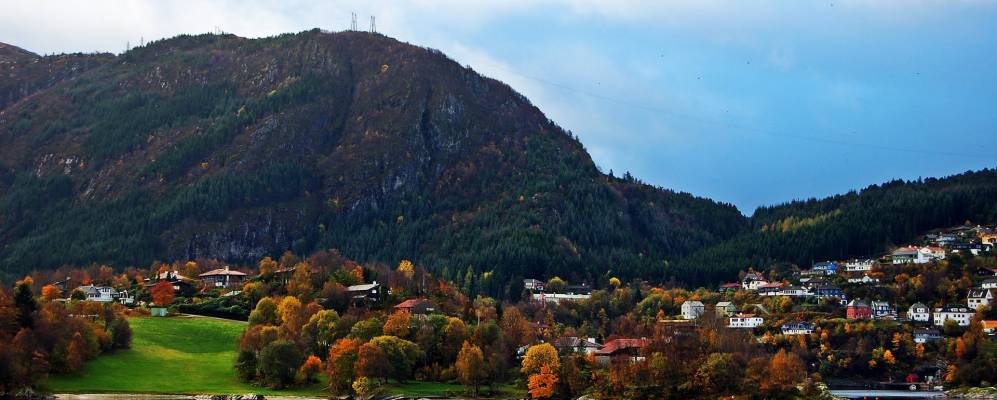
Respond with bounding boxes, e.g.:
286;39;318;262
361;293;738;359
0;30;747;292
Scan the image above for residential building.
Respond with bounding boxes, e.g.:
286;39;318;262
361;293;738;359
741;272;768;291
871;301;897;320
846;300;872;320
778;286;810;297
346;281;382;304
523;279;544;292
554;337;601;355
728;313;763;329
812;261;838;275
566;283;593;295
594;338;649;365
681;300;705;320
934;304;974;327
715;301;737;316
920;246;946;260
533;293;591;304
908;302;931;322
983;321;997;335
892;246;934;264
781;321;815;335
756;282;785;296
913;328;943;343
968;288;995;310
848;274;881;284
393;298;438;315
79;285;116;302
982;278;997;289
719;283;741;293
845;259;875;272
813;286;847;303
199;266;247;288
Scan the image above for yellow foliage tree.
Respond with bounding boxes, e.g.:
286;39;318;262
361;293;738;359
522;343;560;375
397;260;415;280
383;311;412;338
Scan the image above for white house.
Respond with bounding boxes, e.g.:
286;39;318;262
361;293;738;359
934;304;974;327
79;285;117;302
892;247;935;264
907;302;931;322
848;274;881;284
778;286;811;297
913;328;943;343
982;278;997;289
781;321;815;335
533;293;591;304
681;300;705;320
523;279;544;291
844;259;875;272
920;246;946;260
728;313;763;328
741;273;768;291
715;301;737;316
968;288;995;310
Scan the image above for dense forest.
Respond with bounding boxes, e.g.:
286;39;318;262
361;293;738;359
670;169;997;287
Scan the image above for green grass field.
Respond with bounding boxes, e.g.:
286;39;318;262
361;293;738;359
47;316;326;396
47;315;524;397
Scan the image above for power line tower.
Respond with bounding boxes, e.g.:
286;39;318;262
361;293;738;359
370;16;376;33
350;12;357;31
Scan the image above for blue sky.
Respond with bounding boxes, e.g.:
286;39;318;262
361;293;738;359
2;1;995;213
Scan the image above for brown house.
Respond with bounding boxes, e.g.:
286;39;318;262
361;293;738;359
393;298;438;315
199;266;248;288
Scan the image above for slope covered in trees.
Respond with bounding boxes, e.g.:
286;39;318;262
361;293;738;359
0;30;746;288
669;169;997;287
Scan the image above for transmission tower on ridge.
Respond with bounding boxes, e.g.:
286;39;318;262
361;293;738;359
351;13;357;31
370;16;376;33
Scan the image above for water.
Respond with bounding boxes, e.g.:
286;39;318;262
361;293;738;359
830;389;943;399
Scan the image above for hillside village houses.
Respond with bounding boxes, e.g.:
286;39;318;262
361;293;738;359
844;259;875;272
781;321;815;335
934;304;974;327
982;278;997;289
741;272;768;290
681;300;705;320
968;288;995;310
716;301;737;316
198;266;247;288
846;300;873;320
728;313;763;328
908;302;931;322
914;328;943;343
871;301;897;320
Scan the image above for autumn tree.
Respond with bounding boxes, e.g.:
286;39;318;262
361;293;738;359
398;260;415;280
522;343;560;375
369;335;422;382
248;297;279;326
528;365;558;398
297;355;322;384
500;306;534;348
287;262;313;301
150;280;175;307
546;277;567;294
258;256;278;281
277;296;306;338
258;340;304;388
455;341;487;396
383;310;412;338
352;376;379;399
326;338;362;394
41;285;61;301
760;349;806;395
356;342;390;382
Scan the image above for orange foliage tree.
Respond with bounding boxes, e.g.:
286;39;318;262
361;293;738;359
455;340;487;396
383;311;411;338
760;349;806;395
41;285;61;301
150;280;175;306
527;364;558;398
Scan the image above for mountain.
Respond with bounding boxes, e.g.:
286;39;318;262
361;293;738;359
0;30;747;291
668;169;997;287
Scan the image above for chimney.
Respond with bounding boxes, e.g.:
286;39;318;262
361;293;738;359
225;266;230;271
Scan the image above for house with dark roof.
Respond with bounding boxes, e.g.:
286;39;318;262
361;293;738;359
553;337;601;355
393;298;437;315
913;328;942;343
934;304;973;327
346;281;382;305
781;321;815;335
871;301;897;320
199;266;247;288
908;302;931;322
968;288;995;310
594;338;650;365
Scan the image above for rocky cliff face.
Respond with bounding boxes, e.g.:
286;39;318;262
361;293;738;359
0;30;747;287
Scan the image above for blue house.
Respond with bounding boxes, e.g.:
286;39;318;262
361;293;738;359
812;261;838;275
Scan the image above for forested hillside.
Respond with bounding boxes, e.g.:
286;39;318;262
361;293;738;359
669;169;997;287
0;30;746;291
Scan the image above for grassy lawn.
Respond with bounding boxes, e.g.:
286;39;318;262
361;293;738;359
384;381;526;398
47;316;326;396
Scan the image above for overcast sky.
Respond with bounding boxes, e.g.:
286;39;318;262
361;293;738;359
3;1;996;213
